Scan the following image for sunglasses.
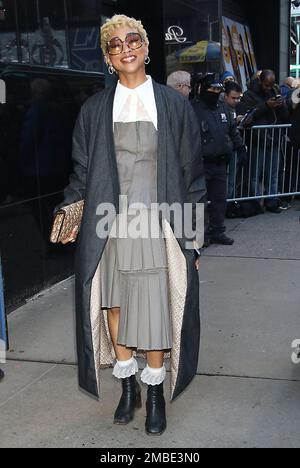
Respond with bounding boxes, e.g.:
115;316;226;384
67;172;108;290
106;32;145;56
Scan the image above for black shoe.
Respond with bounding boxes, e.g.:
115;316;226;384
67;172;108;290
279;201;292;211
145;383;167;436
114;375;142;425
266;206;282;214
0;369;4;382
210;234;234;245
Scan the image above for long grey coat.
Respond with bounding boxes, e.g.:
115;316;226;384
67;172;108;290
55;80;206;401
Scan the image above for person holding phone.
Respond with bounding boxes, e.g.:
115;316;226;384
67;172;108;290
238;70;289;213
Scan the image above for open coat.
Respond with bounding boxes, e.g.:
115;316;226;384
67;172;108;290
54;80;206;401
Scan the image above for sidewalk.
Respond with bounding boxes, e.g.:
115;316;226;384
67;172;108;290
1;203;300;448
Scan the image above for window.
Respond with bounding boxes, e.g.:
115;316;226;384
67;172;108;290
66;0;102;23
16;0;68;67
0;0;123;72
164;0;221;77
0;0;18;62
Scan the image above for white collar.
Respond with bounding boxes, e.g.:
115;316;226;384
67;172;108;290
113;76;158;129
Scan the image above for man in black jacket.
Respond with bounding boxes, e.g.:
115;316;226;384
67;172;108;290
193;74;247;245
238;70;289;212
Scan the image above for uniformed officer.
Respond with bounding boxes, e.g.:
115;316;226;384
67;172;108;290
192;73;247;245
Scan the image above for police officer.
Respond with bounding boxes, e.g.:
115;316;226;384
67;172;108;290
192;73;247;245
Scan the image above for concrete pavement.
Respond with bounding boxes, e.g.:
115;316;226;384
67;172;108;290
1;202;300;448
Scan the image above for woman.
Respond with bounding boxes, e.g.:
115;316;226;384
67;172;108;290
54;14;206;435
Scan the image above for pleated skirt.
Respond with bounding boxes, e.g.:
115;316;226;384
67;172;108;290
100;214;172;351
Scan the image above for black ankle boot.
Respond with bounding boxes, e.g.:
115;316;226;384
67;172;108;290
145;383;167;436
114;375;142;425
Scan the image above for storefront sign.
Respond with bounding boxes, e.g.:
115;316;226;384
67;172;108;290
165;26;187;44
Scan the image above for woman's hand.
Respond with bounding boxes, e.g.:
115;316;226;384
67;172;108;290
60;226;79;245
195;258;200;271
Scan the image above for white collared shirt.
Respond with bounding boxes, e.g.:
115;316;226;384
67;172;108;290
113;76;158;130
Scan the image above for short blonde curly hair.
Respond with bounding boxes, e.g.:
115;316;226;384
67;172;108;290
100;14;149;56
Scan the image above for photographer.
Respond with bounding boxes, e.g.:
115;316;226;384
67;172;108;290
239;70;289;126
238;70;289;213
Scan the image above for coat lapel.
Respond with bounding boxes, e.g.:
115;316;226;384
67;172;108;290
153;81;168;205
104;85;121;213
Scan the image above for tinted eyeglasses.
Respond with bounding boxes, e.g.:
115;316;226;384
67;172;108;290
106;32;145;56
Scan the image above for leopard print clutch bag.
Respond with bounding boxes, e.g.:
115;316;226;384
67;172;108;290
50;200;84;244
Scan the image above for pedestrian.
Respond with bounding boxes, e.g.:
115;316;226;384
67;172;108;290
280;77;298;100
224;81;244;200
0;368;4;382
53;14;206;436
166;70;192;98
192;73;247;246
239;69;289;213
219;71;236;104
220;71;236;85
224;81;243;120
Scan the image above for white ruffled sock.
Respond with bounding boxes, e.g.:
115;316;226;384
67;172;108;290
112;357;138;379
141;364;166;386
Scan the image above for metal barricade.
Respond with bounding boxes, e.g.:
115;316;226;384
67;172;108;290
227;124;300;202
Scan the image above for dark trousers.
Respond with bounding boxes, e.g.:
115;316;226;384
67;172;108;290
204;161;228;237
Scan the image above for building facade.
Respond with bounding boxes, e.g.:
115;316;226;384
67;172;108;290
0;0;290;312
291;1;300;78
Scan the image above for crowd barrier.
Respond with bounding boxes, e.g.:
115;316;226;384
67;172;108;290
227;124;300;202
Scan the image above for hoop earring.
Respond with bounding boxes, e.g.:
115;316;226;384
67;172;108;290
108;65;115;75
144;56;150;65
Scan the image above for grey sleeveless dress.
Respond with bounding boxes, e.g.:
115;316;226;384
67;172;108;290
100;121;172;351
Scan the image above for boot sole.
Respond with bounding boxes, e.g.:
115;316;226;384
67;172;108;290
145;426;167;436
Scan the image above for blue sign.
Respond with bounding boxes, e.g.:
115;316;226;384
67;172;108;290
0;257;7;359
